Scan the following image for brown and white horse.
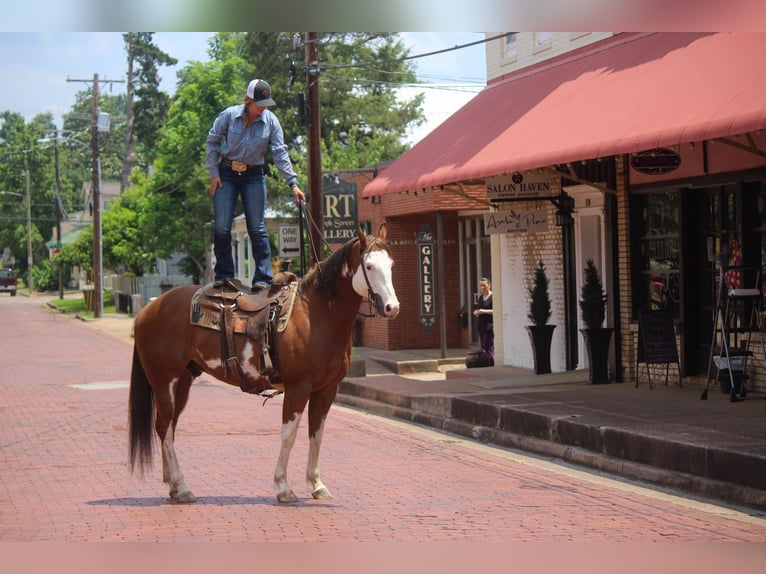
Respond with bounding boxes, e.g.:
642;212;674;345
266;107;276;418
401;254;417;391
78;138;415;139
129;224;399;503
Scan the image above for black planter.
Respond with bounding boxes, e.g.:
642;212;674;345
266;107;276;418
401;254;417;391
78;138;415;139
526;325;556;374
580;327;614;384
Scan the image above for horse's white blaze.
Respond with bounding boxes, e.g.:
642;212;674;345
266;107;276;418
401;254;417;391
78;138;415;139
274;412;302;499
352;249;399;317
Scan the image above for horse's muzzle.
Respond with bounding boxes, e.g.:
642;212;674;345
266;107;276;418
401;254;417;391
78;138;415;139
374;293;400;319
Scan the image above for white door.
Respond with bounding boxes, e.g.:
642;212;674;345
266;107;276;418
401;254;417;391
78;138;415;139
569;185;606;369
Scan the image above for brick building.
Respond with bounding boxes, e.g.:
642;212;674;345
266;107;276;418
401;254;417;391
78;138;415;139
359;32;766;392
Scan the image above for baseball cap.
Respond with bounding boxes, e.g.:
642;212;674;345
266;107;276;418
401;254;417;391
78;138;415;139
246;78;276;107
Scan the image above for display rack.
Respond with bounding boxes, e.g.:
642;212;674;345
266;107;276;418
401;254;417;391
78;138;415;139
703;266;766;401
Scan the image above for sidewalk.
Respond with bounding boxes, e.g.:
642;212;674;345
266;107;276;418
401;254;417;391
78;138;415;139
340;346;766;512
80;310;766;512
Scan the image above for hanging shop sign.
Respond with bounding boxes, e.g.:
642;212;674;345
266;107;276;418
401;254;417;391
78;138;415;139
486;172;553;202
484;210;548;234
322;177;358;242
418;224;435;334
629;147;681;175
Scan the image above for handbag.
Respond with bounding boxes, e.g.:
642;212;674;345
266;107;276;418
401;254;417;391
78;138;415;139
465;349;493;368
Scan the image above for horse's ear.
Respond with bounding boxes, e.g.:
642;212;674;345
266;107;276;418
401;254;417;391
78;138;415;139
377;222;388;241
358;224;368;250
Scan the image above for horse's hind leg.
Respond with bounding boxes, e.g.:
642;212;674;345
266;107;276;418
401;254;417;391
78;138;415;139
155;370;196;503
306;387;337;500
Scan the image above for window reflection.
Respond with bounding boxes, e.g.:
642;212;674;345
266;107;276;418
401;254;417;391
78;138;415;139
637;192;680;317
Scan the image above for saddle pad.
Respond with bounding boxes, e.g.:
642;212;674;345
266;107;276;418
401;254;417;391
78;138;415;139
190;288;228;331
278;282;298;332
190;282;299;333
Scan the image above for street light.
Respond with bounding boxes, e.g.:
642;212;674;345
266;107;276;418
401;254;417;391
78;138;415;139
0;178;32;295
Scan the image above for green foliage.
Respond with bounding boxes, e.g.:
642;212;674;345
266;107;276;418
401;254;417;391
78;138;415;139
527;260;552;326
49;290;115;316
55;227;93;273
32;259;58;292
3;32;426;284
579;259;608;329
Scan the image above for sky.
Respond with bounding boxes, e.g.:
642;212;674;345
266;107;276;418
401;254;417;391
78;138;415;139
0;32;487;143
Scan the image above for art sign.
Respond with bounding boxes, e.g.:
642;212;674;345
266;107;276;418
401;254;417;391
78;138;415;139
484;210;548;234
322;177;358;242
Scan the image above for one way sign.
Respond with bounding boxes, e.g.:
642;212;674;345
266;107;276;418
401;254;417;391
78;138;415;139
278;224;301;258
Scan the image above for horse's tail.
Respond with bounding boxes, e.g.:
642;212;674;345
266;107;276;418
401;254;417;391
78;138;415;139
129;344;155;474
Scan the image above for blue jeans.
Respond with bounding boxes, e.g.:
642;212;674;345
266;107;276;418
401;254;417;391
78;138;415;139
213;165;272;286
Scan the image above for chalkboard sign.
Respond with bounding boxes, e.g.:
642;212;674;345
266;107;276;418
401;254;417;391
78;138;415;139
637;311;679;364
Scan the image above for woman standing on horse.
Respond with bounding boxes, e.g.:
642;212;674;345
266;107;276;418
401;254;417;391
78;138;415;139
205;78;305;292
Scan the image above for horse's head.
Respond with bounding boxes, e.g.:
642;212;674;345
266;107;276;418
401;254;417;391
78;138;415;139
352;223;400;319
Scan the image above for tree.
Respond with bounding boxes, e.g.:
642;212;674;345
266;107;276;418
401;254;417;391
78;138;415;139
0;111;58;276
580;259;608;329
88;32;426;281
527;260;552;326
122;33;178;191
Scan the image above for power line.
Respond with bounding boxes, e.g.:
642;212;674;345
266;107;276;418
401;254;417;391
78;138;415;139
320;33;509;71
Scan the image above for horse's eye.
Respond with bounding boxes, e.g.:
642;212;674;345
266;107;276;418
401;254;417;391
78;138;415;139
366;264;372;270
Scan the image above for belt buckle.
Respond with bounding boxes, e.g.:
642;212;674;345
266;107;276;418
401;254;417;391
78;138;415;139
231;160;248;173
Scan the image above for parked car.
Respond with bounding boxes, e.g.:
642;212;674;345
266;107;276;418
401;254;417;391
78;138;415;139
0;268;17;296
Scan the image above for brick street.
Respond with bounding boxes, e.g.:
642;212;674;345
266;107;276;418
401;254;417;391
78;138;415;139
1;296;766;542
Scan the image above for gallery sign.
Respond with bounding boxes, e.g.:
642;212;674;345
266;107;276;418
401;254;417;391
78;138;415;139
483;210;548;234
486;172;553;201
418;225;435;334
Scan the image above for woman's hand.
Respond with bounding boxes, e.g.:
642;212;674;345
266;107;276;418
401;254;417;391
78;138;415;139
292;185;306;204
210;177;222;198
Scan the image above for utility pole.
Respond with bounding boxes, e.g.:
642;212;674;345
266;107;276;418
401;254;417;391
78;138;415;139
91;74;102;318
25;167;33;296
67;74;124;318
53;131;63;300
305;32;323;264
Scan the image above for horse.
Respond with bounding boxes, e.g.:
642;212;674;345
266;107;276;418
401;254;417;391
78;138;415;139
128;223;399;503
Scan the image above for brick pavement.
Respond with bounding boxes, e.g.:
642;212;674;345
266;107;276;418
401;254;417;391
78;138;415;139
2;297;766;542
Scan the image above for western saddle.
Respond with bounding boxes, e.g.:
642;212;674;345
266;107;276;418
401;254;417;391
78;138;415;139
190;273;298;395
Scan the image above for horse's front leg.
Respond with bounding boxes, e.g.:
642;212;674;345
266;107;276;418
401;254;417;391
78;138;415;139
306;388;337;500
274;410;303;503
306;418;332;500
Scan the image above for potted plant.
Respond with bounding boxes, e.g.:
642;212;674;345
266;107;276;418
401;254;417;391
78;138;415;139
526;260;555;374
579;259;613;384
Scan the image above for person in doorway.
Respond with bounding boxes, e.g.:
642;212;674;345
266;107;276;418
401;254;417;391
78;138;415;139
205;78;305;292
473;277;494;365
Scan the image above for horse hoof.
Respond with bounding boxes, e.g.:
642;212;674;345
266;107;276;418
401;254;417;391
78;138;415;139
277;490;298;503
311;487;333;500
174;491;197;504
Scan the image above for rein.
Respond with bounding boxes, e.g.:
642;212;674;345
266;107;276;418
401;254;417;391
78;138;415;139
298;201;380;318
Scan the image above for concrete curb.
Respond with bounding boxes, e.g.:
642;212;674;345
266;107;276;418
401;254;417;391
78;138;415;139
336;381;766;512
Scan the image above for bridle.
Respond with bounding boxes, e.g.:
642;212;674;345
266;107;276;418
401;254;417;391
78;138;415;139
299;201;387;318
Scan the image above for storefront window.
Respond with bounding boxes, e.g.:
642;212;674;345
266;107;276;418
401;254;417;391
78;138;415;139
756;184;766;285
635;192;681;317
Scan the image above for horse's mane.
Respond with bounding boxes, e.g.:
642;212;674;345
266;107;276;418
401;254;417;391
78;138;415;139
301;236;361;300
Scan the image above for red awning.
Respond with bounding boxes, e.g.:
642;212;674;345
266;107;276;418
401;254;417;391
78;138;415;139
364;32;766;197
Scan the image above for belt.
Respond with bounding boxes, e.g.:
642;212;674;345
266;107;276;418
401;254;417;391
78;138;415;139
220;158;263;174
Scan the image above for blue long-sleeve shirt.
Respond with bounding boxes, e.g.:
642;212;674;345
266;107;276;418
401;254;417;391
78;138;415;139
205;104;298;187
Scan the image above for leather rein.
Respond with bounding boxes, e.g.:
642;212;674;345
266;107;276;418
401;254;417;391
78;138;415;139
299;201;384;318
